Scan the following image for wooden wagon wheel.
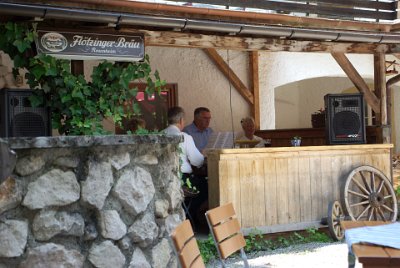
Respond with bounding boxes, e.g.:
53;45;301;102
343;165;398;222
327;200;345;241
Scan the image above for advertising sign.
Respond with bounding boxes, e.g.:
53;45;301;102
36;30;144;61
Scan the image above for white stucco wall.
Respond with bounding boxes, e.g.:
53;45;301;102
275;77;373;129
146;47;251;132
393;87;400;153
261;52;374;130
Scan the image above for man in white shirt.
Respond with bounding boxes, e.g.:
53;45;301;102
164;107;207;227
164;106;204;174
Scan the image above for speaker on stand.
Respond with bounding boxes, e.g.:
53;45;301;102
324;93;366;145
0;89;51;138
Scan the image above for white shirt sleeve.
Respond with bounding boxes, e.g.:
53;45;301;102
183;133;204;168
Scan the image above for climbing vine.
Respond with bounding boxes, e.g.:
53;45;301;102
0;22;166;135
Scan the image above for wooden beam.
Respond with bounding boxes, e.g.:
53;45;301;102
166;0;396;20
250;51;260;129
374;53;387;125
173;0;396;11
203;48;254;105
373;54;382;126
52;0;394;32
121;29;395;54
331;52;380;113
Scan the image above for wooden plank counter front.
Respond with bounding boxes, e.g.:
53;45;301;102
207;144;393;234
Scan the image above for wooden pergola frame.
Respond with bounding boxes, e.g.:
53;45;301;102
6;0;399;140
127;28;395;137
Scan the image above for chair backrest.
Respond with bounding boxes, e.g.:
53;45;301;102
205;203;249;267
171;220;205;268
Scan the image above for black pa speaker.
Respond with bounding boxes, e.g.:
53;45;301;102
324;93;366;145
0;89;51;137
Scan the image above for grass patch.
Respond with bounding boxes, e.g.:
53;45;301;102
197;228;333;264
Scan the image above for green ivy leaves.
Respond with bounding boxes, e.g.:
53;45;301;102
0;22;166;135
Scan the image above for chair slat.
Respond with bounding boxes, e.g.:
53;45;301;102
191;254;206;268
206;203;236;225
218;232;246;259
213;218;241;242
180;237;202;268
172;220;194;250
171;220;206;268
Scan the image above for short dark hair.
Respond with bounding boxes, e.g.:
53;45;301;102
168;106;185;124
194;107;210;117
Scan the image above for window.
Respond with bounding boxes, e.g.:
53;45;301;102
115;83;177;133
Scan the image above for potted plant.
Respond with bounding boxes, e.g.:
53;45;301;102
311;108;326;128
291;136;302;146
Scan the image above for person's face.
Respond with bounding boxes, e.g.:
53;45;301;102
243;121;255;136
194;111;211;131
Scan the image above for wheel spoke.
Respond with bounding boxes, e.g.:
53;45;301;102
350;200;370;207
335;225;341;236
351;178;371;195
356;205;371;220
368;208;374;220
348;189;369;199
381;204;394;213
376;207;387;221
370;172;376;192
384;195;394;200
360;171;372;193
376;180;385;194
334;205;340;216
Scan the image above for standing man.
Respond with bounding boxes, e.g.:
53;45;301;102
183;107;213;152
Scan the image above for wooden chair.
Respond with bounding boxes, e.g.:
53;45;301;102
171;219;205;268
205;203;249;268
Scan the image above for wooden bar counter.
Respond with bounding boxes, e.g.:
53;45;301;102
207;144;393;234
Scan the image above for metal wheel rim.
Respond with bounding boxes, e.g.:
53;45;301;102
327;200;344;241
343;165;398;222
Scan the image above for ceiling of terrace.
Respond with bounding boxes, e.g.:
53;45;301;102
139;0;399;22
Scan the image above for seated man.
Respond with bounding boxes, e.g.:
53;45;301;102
163;106;208;226
236;117;266;148
183;107;213;153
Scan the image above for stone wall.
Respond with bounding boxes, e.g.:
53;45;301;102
0;135;184;268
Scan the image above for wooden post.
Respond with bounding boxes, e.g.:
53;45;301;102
374;52;390;143
250;51;260;130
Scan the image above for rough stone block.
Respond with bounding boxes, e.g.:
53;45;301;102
23;169;80;209
0;220;28;257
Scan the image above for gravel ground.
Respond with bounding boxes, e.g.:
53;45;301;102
206;242;362;268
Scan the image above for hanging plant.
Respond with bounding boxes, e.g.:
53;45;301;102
0;22;166;135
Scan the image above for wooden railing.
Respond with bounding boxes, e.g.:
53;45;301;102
255;126;381;147
168;0;398;21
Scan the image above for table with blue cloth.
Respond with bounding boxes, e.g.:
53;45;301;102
341;221;400;268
